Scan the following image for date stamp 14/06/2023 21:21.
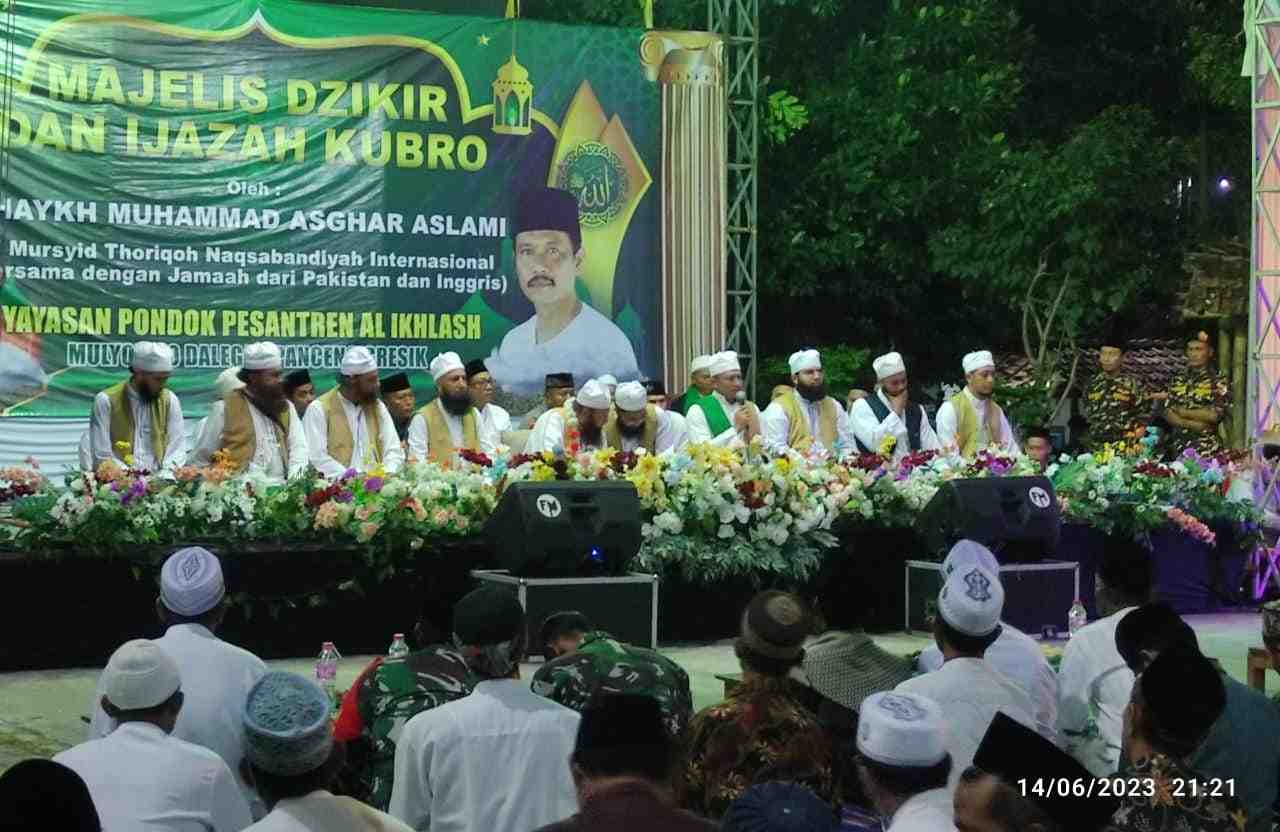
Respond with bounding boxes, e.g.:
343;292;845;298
1016;777;1237;800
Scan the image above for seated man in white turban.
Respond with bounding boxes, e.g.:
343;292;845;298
527;379;614;455
760;349;854;457
685;351;761;448
408;352;499;464
672;355;715;416
304;346;404;477
935;350;1018;458
192;343;308;481
849;352;941;462
605;381;687;456
89;341;186;474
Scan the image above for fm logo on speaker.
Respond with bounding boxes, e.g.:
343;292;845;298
1028;487;1051;509
535;494;563;519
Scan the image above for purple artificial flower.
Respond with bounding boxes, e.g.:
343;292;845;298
333;490;355;504
989;460;1010;476
121;478;146;505
363;476;384;493
342;468;357;482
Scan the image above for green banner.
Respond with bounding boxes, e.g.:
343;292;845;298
0;0;662;415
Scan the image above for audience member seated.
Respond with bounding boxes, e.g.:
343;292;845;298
0;759;101;832
675;590;835;818
533;694;715;832
956;713;1120;832
1106;648;1246;832
390;585;580;832
916;541;1058;739
532;611;693;737
1115;602;1279;832
241;670;413;831
852;692;954;832
1056;537;1152;776
894;566;1037;790
56;639;252;832
722;782;840;832
334;598;475;810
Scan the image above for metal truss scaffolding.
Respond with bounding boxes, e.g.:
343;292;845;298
709;0;759;395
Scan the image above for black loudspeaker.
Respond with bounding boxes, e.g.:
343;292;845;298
914;476;1060;562
484;481;643;577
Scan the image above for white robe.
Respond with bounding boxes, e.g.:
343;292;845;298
885;788;956;832
486;303;640;396
479;403;512;435
1056;607;1138;776
246;791;413;832
89;385;187;473
760;390;856;456
934;388;1019;456
303;394;404;477
406;399;501;461
849;390;942;461
684;391;750;448
192;400;309;481
616;408;688;456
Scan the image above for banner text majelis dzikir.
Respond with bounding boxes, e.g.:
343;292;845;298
0;198;507;236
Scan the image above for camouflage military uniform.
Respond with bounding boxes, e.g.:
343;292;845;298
1164;367;1230;457
350;646;475;810
530;631;693;737
1082;372;1147;450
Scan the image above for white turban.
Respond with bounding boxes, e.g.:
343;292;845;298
340;346;377;376
430;351;464;381
690;355;714;374
574;378;611;410
131;342;174;373
708;351;741;377
962;350;995;375
102;640;181;711
160;547;226;617
788;349;821;374
215;367;245;397
596;374;618;389
873;352;906;380
242;342;282;371
614;381;647;412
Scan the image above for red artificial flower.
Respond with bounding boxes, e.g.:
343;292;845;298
458;449;493;467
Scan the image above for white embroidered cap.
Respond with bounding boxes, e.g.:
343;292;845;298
962;351;995;374
574;378;611;410
340;346;377;376
690;355;715;374
873;352;906;380
614;381;647;412
937;565;1004;637
708;351;741;377
596;374;618;388
131;342;174;373
942;539;1001;581
430;351;464;381
788;350;821;374
242;342;283;371
102;639;181;711
160;546;226;617
856;691;947;767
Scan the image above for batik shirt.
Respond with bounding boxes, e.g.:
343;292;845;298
352;646;475;810
531;631;694;737
1083;372;1147;450
674;676;835;819
1106;753;1247;832
1165;368;1230;457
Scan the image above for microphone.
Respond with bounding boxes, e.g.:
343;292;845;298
734;391;747;405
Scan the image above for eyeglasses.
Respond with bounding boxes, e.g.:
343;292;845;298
470;379;495;388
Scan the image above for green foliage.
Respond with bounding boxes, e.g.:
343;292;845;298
756;345;871;400
764;90;810;145
994;383;1056;434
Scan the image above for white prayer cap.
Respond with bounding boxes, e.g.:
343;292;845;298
242;342;283;371
430;351;464;381
856;692;947;767
243;672;335;777
597;374;618;388
938;565;1004;637
788;349;821;375
102;639;181;711
708;351;741;377
340;346;377;376
131;342;174;373
160;546;226;617
690;355;714;374
873;352;906;380
215;367;245;397
942;539;1000;581
614;381;647;412
574;378;611;410
962;350;995;374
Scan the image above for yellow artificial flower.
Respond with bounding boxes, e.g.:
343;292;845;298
774;457;792;475
878;435;897;457
530;462;556;482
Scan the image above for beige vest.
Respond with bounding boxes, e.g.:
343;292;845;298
220;390;290;474
949;390;1006;457
775;391;838;452
419;399;479;464
104;380;169;465
605;405;660;454
317;388;383;468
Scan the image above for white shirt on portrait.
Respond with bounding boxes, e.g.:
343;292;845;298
486;303;640;397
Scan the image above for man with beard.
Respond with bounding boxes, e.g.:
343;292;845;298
685;351;761;448
761;349;854;457
467;359;511;437
408;352;498;463
89;341;186;475
850;352;941;463
283;369;316;417
527;379;614;454
191;342;308;482
380;373;416;447
605;381;687;456
305;346;404;477
936;350;1018;458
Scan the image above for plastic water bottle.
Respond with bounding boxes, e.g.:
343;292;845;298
1067;600;1088;638
315;641;340;699
387;633;410;660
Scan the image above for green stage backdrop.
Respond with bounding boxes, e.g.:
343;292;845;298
0;0;663;415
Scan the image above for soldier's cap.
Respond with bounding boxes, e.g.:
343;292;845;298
573;694;673;773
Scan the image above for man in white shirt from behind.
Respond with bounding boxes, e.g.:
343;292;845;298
304;345;405;477
849;352;942;462
87;546;269;817
685;351;761;449
916;541;1058;742
853;692;956;832
1055;538;1152;776
57;639;252;832
761;349;855;457
895;565;1037;791
391;585;580;832
934;351;1018;458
